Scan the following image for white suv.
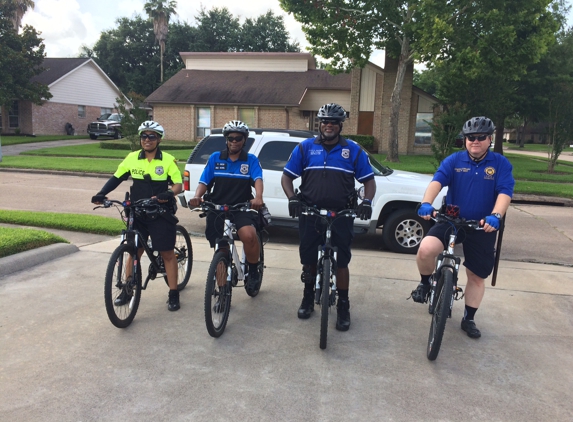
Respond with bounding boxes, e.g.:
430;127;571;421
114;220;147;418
181;129;446;254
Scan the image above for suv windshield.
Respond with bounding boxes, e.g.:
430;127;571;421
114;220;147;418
187;135;255;165
364;150;393;176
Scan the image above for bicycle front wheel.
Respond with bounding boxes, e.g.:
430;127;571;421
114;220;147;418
204;250;232;338
319;257;331;350
427;268;454;361
245;230;265;297
174;225;193;290
104;244;142;328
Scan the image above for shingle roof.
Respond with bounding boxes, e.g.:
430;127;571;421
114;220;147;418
31;58;90;85
145;69;351;106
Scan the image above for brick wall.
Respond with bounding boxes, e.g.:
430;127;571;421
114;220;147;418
153;105;194;141
27;102;101;135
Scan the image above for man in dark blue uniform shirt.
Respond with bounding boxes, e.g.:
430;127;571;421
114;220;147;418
411;116;515;338
281;103;376;331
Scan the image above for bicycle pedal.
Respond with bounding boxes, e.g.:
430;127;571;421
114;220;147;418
454;287;464;300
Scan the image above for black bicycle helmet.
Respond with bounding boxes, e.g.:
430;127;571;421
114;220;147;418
462;116;495;136
317;103;347;122
222;120;249;137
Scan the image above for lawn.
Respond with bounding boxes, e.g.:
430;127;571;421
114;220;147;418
0;226;68;258
0;135;87;146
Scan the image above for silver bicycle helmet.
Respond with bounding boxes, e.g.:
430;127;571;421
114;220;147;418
138;120;165;138
462;116;494;136
317;103;347;122
223;120;249;137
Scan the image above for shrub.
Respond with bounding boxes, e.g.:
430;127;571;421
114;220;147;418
346;135;375;150
429;103;469;168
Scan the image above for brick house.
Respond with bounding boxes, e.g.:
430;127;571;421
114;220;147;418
145;52;438;154
0;58;128;136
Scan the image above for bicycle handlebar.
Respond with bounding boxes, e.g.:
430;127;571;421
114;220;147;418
192;201;256;214
431;212;483;230
301;204;357;220
93;197;160;210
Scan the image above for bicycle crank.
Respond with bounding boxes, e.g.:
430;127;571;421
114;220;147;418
454;286;464;300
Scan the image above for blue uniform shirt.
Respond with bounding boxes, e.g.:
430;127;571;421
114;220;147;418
433;150;515;220
199;148;263;205
283;136;374;210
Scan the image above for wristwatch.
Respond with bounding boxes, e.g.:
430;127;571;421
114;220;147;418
491;213;502;219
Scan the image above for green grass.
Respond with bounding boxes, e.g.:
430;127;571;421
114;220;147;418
0;226;69;258
0;135;87;146
506;143;573;152
0;155;123;173
0;210;125;235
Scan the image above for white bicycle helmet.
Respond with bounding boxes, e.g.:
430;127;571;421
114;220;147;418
223;120;249;137
317;103;347;122
138;120;165;138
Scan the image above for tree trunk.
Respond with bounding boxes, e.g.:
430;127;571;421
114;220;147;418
385;37;410;163
160;43;164;83
494;119;504;155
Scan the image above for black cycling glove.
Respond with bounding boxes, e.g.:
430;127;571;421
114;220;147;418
91;194;107;204
288;195;301;218
156;190;174;201
356;199;372;220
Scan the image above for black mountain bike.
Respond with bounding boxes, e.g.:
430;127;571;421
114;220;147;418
426;212;482;360
301;204;356;350
193;201;265;338
95;195;193;328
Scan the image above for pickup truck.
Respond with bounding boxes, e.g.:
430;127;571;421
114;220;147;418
181;129;446;254
87;113;122;140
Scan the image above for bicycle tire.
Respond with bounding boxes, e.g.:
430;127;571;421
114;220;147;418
319;257;331;350
104;244;142;328
172;225;193;290
204;250;232;338
428;273;442;315
245;231;265;297
427;268;454;360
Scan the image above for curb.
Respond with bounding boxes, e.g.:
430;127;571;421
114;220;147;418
0;243;79;278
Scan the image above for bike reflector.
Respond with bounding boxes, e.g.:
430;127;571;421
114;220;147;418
446;204;460;217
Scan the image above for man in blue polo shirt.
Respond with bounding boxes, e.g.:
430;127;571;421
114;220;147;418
281;103;376;331
411;116;515;338
188;120;264;297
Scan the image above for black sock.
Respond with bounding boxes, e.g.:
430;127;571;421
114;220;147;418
338;289;349;300
464;305;478;321
248;262;258;275
420;274;432;285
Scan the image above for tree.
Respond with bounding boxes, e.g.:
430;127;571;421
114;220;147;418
0;1;51;107
195;6;241;52
144;0;177;83
241;11;299;52
8;0;34;31
116;92;150;151
429;103;468;167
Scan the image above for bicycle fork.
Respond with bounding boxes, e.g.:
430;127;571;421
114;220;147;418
314;249;338;306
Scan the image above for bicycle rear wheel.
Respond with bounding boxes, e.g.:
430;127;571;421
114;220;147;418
204;250;232;338
104;244;142;328
174;225;193;290
319;257;331;350
426;268;453;360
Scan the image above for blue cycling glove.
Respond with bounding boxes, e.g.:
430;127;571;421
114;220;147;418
417;202;434;217
485;214;500;230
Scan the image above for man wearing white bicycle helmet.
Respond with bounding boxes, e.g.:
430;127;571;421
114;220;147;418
91;120;183;311
188;120;264;297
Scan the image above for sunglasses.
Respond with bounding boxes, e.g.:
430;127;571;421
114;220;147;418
320;119;341;126
140;133;159;141
226;136;244;143
466;134;489;142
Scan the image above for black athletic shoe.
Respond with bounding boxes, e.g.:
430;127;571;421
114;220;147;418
336;298;351;331
461;319;481;338
167;290;180;312
114;290;131;306
245;270;260;297
410;282;431;303
297;291;314;319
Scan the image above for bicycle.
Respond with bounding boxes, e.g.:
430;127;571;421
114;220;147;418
194;201;266;338
301;204;356;350
95;194;193;328
426;211;482;361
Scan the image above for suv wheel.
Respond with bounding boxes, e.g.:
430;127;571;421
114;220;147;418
382;209;431;254
113;129;121;139
89;134;97;140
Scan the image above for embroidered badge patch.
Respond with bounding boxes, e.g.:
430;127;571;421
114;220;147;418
484;167;495;180
341;148;350;159
240;164;249;174
155;166;164;175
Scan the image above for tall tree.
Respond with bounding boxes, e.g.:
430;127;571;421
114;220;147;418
195;6;241;52
241;10;300;52
0;1;50;107
144;0;177;83
8;0;34;31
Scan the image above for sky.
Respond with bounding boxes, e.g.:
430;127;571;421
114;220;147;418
21;0;387;67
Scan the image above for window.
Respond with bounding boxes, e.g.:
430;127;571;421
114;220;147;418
258;141;298;171
9;101;19;128
239;108;255;128
101;107;112;116
189;135;254;165
197;107;211;138
78;105;86;118
414;112;433;145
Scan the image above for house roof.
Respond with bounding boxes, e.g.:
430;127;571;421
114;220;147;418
31;58;91;86
145;69;351;106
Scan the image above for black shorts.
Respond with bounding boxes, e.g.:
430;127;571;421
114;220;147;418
426;222;497;279
134;215;176;252
299;214;354;268
205;210;259;248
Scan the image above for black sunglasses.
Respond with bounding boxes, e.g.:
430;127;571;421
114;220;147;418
466;134;489;142
226;136;244;143
140;133;159;141
320;119;341;125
